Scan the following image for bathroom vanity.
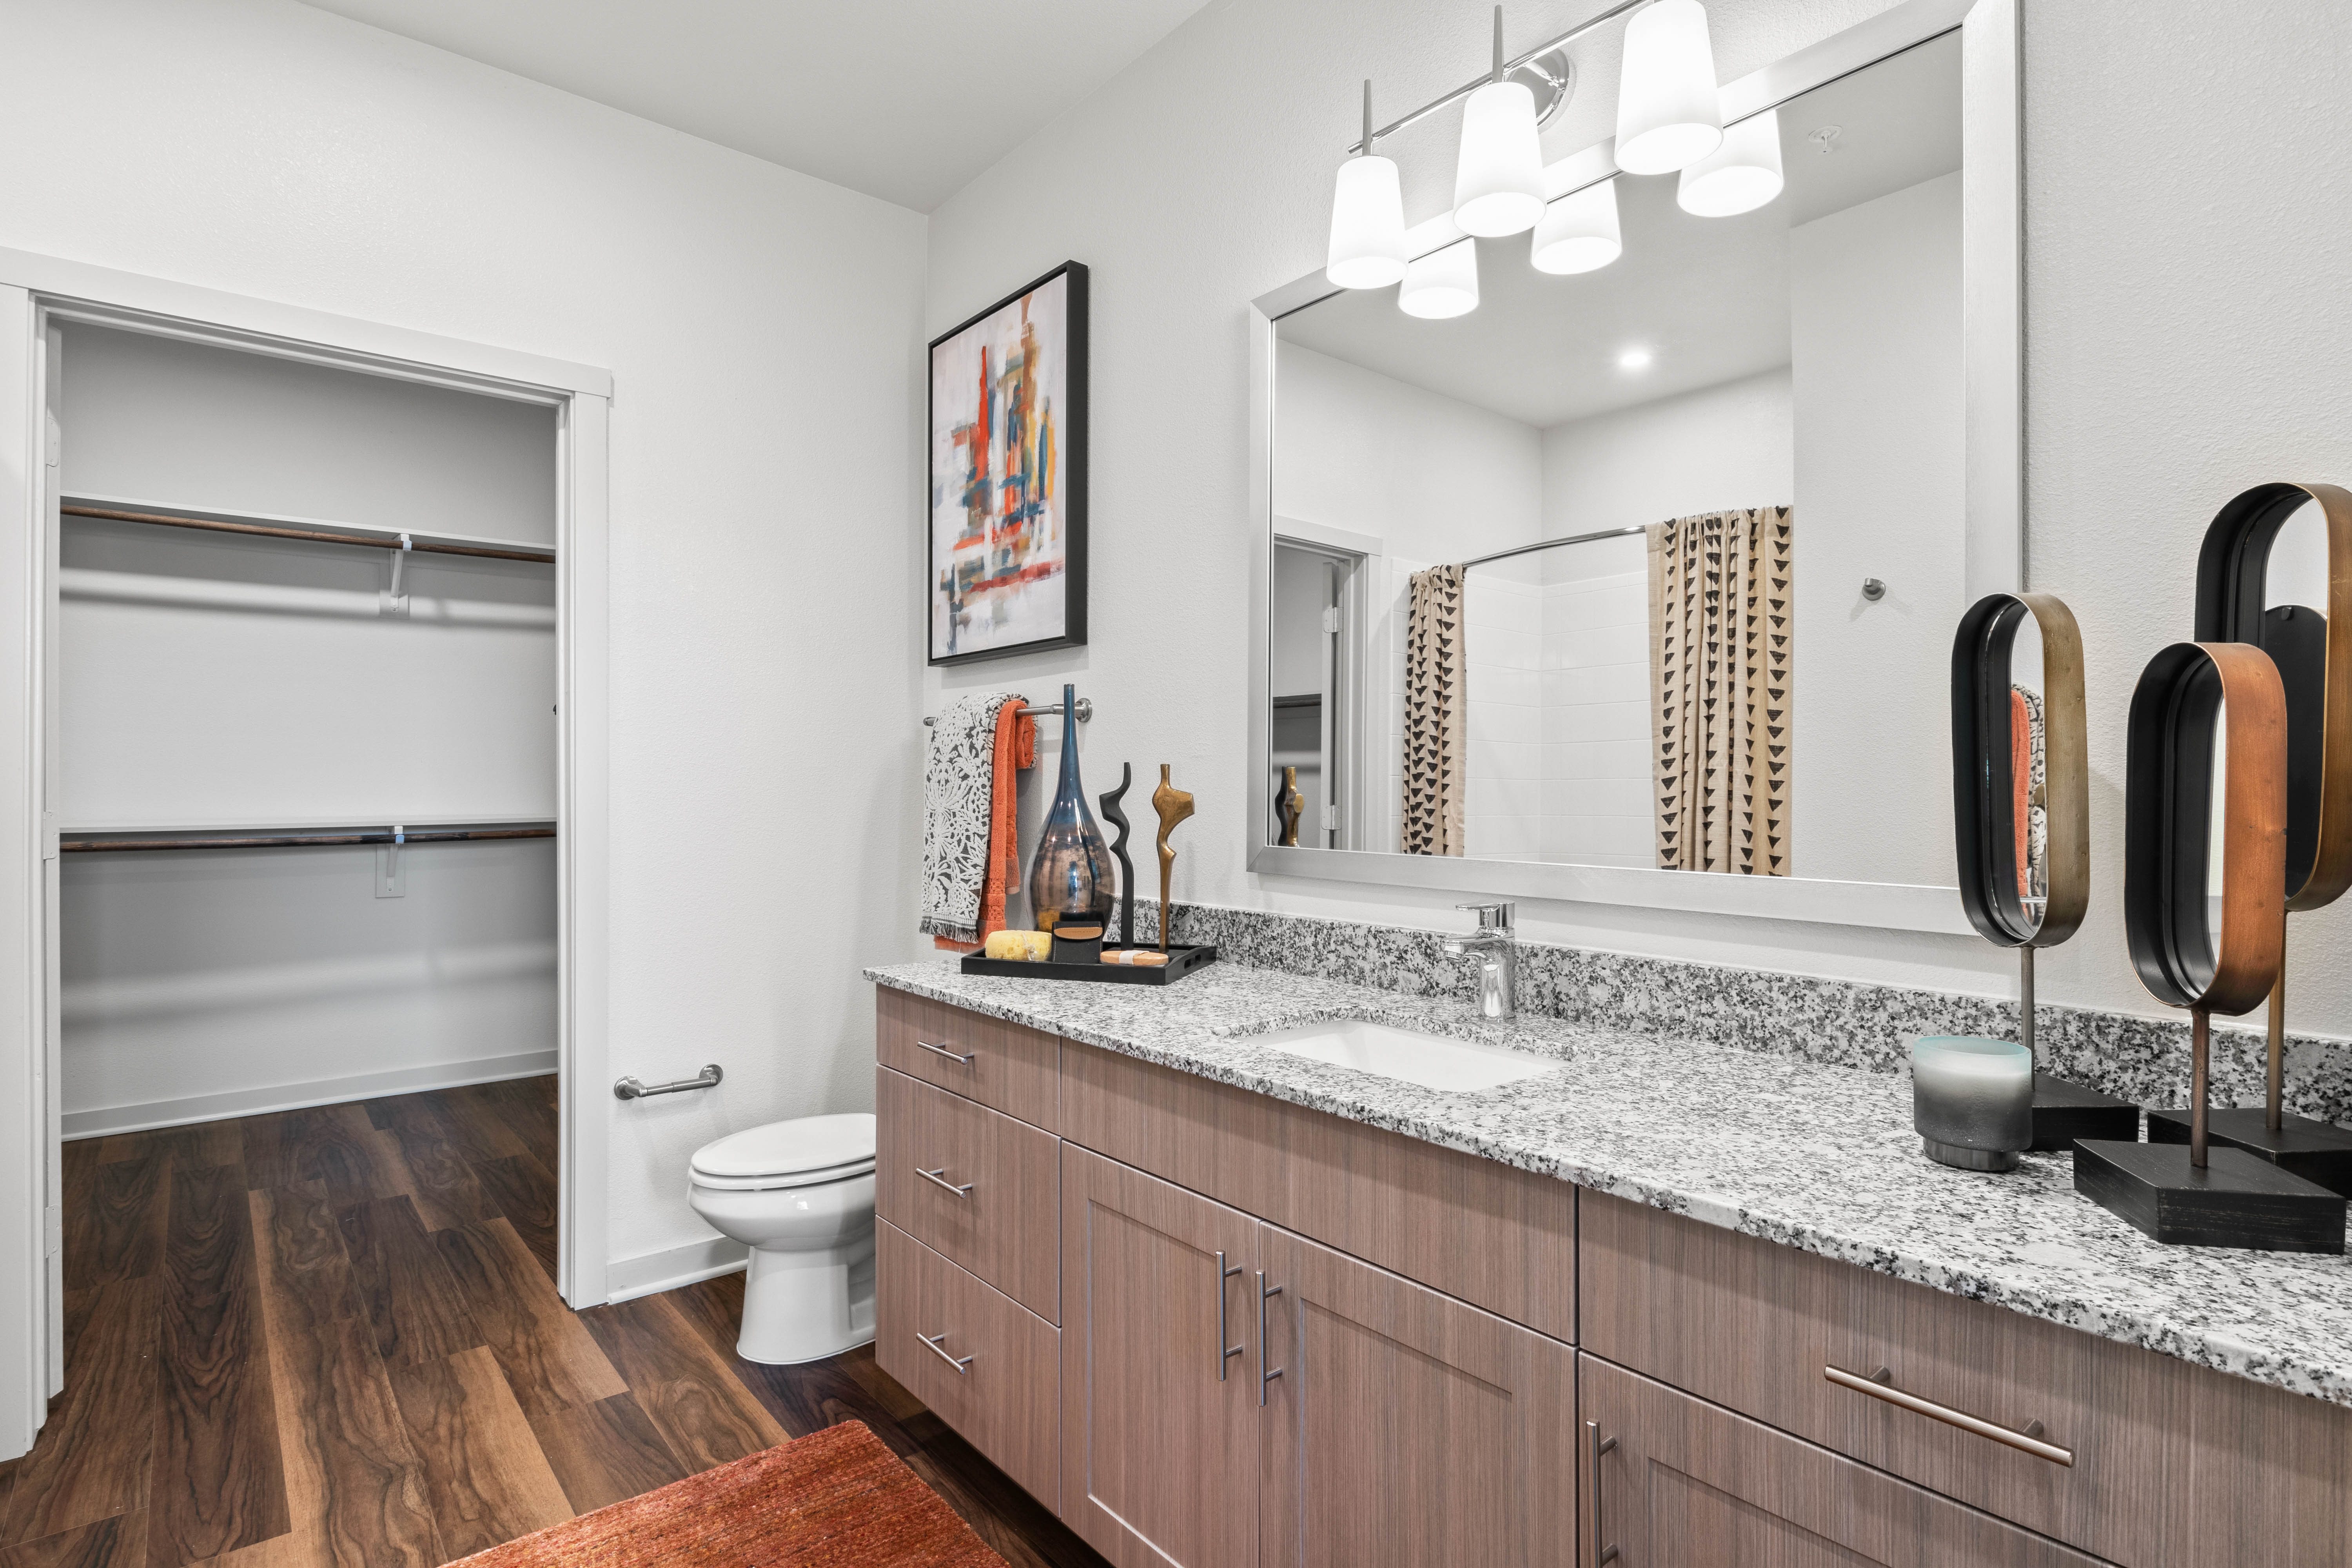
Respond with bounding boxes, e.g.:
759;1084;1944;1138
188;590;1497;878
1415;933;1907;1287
867;960;2352;1568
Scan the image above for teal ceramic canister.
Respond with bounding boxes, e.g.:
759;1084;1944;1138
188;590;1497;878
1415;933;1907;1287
1911;1036;2034;1172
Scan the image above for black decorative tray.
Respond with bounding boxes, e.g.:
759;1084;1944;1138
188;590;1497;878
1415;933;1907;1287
959;943;1217;986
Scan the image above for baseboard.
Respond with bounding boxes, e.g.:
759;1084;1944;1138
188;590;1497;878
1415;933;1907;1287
61;1051;558;1140
604;1235;751;1303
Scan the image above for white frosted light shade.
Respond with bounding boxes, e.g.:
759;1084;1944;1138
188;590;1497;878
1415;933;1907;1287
1398;238;1479;319
1615;0;1723;176
1530;179;1623;274
1677;108;1783;216
1452;79;1546;238
1327;154;1409;289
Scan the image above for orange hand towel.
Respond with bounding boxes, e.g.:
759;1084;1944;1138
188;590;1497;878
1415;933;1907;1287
934;701;1036;952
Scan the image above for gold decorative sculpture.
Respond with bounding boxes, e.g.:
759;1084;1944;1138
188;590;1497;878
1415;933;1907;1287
1277;766;1305;847
1152;764;1195;953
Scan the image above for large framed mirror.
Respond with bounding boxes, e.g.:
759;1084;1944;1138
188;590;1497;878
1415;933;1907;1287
1247;0;2017;932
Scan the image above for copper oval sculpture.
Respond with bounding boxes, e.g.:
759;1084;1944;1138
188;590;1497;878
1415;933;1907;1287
2123;641;2287;1023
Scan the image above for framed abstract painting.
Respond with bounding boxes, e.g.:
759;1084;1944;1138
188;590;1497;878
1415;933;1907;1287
928;261;1089;664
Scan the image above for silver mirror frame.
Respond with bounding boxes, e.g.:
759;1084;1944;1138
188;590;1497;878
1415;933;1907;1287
1245;0;2016;935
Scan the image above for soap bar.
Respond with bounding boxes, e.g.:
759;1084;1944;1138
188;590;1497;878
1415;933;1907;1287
983;930;1052;961
1100;949;1170;967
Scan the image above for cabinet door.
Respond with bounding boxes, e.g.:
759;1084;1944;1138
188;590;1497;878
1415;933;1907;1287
1061;1143;1260;1568
1257;1223;1576;1568
1579;1353;2112;1568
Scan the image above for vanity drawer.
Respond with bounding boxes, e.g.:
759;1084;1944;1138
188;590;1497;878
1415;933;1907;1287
1059;1038;1575;1343
877;987;1060;1131
1581;1191;2352;1568
877;1066;1060;1323
1581;1353;2112;1566
875;1218;1058;1510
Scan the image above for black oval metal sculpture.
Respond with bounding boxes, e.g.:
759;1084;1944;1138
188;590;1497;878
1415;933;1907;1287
1948;593;2132;1148
2145;483;2352;1191
2074;641;2339;1251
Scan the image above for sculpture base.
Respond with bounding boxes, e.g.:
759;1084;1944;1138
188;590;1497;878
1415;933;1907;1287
2145;1107;2352;1199
2030;1074;2141;1152
2073;1140;2345;1252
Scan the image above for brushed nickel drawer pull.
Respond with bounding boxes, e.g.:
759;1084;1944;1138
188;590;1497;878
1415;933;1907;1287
915;1165;975;1198
914;1039;975;1065
1825;1364;2074;1466
917;1331;973;1374
1586;1421;1619;1566
1214;1250;1245;1381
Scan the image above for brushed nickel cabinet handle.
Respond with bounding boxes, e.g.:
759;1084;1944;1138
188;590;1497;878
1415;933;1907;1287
1257;1271;1284;1407
917;1331;973;1374
1215;1250;1246;1381
1825;1364;2074;1466
914;1039;975;1065
915;1165;975;1198
1586;1421;1619;1565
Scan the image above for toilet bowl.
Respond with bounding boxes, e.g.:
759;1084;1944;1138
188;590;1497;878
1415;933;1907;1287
687;1112;876;1365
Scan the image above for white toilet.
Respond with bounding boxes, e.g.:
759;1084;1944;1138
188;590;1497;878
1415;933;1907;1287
687;1112;877;1365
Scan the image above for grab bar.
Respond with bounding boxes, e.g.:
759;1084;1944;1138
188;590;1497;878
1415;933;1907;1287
613;1064;724;1100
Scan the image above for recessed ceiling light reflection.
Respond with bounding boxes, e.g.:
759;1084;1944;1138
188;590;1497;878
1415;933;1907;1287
1617;348;1653;370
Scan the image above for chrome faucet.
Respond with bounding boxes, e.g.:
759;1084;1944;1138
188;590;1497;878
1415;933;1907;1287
1442;902;1517;1020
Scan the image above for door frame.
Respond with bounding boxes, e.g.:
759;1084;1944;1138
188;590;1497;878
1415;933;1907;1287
0;247;615;1460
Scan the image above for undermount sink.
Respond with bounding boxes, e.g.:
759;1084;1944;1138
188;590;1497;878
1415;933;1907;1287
1249;1018;1560;1093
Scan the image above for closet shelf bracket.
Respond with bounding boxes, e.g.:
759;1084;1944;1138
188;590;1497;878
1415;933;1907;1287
383;533;413;617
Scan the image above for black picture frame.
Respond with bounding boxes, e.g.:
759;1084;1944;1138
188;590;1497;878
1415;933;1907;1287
926;261;1089;666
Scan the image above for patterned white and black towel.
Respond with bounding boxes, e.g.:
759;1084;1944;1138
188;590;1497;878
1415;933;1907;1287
919;692;1020;943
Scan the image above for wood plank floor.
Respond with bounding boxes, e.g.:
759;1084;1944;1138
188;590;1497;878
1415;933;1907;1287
0;1080;1108;1568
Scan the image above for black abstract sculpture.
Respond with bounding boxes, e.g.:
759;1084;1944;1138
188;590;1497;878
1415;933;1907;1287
1099;762;1135;947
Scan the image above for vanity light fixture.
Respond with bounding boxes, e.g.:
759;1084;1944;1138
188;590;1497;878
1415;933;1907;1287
1399;237;1480;319
1617;346;1653;369
1614;0;1724;175
1677;107;1784;217
1452;8;1548;238
1530;178;1622;274
1325;80;1410;289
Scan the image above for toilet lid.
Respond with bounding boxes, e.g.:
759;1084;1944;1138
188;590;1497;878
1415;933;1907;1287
690;1112;875;1183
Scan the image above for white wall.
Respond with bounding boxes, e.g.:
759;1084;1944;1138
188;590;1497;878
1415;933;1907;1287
0;0;928;1289
921;0;2352;1033
1273;342;1540;563
1789;172;1964;886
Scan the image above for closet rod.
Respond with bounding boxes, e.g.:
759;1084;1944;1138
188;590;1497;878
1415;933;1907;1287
62;827;556;853
62;505;558;564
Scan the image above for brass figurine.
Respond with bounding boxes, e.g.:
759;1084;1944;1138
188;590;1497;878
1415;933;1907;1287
1152;764;1195;953
1277;766;1305;847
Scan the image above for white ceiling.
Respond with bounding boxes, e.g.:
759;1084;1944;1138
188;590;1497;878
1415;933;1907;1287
297;0;1220;211
1277;32;1962;430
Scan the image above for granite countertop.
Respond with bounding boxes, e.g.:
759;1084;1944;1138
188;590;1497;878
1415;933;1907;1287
865;956;2352;1407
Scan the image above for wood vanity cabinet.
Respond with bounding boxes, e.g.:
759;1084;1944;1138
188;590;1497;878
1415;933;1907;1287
875;991;2352;1568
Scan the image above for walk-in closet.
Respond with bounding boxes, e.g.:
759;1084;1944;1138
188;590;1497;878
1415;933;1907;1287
50;323;559;1170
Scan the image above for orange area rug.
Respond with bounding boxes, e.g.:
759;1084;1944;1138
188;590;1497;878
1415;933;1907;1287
446;1420;1005;1567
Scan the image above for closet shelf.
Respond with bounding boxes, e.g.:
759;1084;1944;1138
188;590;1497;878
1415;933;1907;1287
60;812;556;835
61;492;556;563
63;823;556;853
